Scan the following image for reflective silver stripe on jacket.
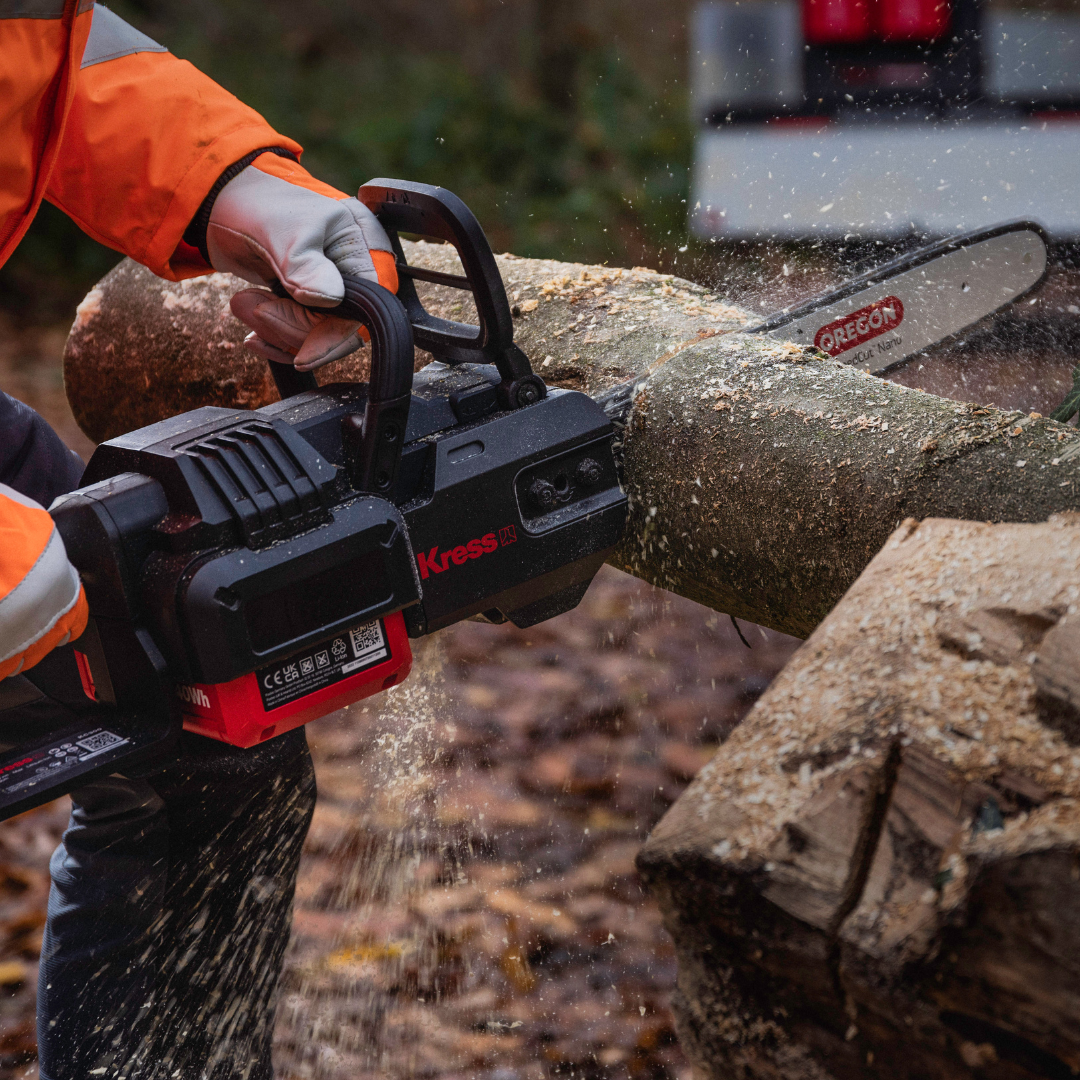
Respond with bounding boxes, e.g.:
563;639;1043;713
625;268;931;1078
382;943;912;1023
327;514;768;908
0;484;81;665
81;3;165;67
0;0;90;18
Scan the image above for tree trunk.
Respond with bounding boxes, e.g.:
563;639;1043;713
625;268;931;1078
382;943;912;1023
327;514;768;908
637;513;1080;1080
64;245;1080;639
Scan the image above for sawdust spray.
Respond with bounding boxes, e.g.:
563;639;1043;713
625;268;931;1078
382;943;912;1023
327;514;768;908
277;633;470;1078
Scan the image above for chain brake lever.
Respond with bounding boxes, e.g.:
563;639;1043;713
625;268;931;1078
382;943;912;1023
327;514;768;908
359;179;546;410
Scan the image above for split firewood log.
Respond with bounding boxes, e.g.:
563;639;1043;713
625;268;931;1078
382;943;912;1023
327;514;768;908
637;514;1080;1080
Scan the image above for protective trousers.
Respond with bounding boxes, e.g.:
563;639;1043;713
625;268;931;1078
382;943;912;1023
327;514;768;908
0;392;317;1080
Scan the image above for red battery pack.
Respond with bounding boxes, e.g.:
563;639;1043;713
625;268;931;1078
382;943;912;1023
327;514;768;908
175;612;412;748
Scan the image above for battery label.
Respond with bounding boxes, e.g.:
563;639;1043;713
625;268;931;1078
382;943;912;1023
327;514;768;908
0;727;130;796
257;619;390;712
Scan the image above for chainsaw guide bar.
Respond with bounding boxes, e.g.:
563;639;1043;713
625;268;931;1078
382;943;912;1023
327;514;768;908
753;220;1049;373
596;219;1049;424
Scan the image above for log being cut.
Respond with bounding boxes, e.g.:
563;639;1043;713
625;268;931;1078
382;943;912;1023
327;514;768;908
66;243;1080;639
638;514;1080;1080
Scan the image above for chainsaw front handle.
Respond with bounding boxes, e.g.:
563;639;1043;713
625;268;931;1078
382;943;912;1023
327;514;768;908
270;274;415;495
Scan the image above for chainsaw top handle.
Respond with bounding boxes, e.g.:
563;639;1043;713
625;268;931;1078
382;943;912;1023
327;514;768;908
269;274;414;496
358;178;547;411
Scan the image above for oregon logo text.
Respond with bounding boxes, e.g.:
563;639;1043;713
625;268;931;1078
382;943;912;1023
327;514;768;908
416;527;516;579
814;296;904;357
176;684;210;709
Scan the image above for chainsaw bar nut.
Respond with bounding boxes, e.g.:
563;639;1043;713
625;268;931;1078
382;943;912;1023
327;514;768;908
575;458;602;485
529;477;558;511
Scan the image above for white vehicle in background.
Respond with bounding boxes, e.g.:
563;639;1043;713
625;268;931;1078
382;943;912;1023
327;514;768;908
690;0;1080;240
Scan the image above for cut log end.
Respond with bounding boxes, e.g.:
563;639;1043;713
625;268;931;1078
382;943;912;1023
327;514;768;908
63;262;378;444
639;515;1080;1080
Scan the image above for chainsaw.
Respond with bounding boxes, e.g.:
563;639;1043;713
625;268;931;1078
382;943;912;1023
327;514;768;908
0;199;1050;820
0;180;626;819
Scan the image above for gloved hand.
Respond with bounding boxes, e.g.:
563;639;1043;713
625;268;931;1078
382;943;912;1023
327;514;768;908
229;287;365;372
201;153;398;370
0;483;87;682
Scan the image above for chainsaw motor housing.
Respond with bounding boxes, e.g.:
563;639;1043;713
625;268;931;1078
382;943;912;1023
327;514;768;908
256;366;626;636
53;271;425;757
55;408;420;748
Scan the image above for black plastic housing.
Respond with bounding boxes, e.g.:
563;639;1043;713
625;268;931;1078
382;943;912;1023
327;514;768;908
256;365;627;635
358;179;547;410
58;409;420;687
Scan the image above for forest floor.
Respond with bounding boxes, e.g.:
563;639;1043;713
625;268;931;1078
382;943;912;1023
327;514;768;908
272;570;797;1080
0;314;800;1079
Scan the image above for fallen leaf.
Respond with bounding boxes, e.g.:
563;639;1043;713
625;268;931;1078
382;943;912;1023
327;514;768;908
0;960;28;986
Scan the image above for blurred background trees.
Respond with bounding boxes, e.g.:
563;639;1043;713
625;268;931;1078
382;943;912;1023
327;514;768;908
2;0;696;322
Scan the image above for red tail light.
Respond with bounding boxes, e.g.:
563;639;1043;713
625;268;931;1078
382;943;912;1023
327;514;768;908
877;0;950;41
803;0;950;44
804;0;872;43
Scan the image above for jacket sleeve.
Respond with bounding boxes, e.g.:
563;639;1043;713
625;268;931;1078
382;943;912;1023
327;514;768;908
44;5;303;281
0;485;88;682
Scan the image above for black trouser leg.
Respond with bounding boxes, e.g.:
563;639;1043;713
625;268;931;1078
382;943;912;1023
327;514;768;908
37;729;316;1080
0;390;84;508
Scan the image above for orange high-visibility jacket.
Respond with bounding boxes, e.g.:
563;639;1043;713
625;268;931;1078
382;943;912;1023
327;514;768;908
0;1;345;680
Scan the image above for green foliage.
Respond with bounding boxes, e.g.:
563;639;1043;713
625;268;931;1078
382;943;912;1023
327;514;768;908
173;10;693;266
285;54;688;265
1051;364;1080;424
0;3;692;321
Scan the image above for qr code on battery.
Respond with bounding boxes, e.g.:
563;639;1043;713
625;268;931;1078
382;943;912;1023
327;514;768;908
349;622;384;657
76;730;125;754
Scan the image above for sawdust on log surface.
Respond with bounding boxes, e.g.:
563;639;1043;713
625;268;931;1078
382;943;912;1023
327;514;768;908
60;241;756;442
649;514;1080;868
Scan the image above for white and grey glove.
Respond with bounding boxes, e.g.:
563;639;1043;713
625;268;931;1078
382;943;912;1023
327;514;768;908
195;156;395;369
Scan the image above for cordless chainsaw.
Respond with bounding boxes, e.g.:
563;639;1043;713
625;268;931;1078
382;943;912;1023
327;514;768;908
0;204;1051;820
0;181;626;819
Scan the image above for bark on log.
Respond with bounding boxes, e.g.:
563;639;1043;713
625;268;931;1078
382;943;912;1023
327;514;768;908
64;246;1080;639
637;514;1080;1080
